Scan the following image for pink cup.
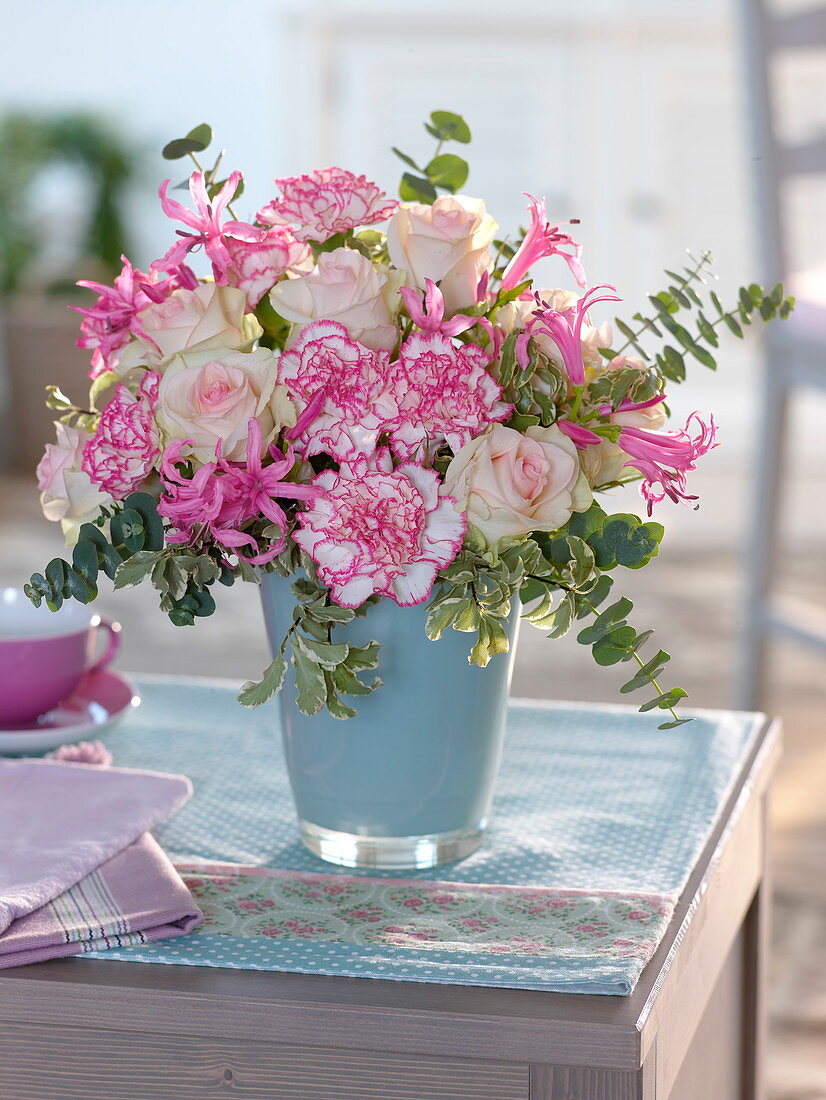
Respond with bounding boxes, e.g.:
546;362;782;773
0;587;121;728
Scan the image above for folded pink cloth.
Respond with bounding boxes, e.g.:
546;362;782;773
0;833;201;968
0;758;197;955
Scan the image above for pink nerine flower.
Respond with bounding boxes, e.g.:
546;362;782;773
399;278;478;338
257;167;398;243
278;320;396;462
74;257;178;378
158;418;318;564
293;452;466;607
501;195;586;291
388;332;511;462
618;412;718;514
522;285;621;386
82;372;161;499
224;224;311;309
154;170;250;283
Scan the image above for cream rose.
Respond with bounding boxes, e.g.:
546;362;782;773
387;194;497;315
443;423;592;547
36;422;114;545
269;248;402;352
116;284;259;375
156;346;291;464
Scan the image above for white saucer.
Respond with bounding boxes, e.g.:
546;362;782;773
0;668;141;754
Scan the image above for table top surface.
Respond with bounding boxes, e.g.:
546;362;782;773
0;695;780;1071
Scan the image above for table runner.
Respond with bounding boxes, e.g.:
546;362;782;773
80;676;762;994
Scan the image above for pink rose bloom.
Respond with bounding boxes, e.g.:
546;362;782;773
156;346;289;465
278;319;396;461
37;422;114;545
387;195;497;315
258;167;398;243
225;224;312;309
82;372;160;499
117;284;254;376
388;331;511;463
269;247;402;352
443;423;593;549
294;452;466;607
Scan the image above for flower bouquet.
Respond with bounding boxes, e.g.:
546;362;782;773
28;112;792;866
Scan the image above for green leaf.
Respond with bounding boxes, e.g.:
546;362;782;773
695;311;719;348
295;634;349;669
113;550;160;590
429;110;472;143
620;650;671;693
576;597;633;645
391;146;421;171
293;647;327;715
722;312;744;338
639;686;688;713
332;662;381;697
124;492;165;551
592;625;637;665
425;597;466;641
162;123;212;160
425;153;468;193
399;173;438;203
323;675;359;720
238;652;287;708
469;616;510;667
346;642;380;670
110;508;145;555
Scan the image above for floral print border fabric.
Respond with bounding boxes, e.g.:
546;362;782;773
176;862;674;967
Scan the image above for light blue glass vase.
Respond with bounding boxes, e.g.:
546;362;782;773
260;574;520;870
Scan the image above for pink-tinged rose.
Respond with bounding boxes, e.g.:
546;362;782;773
387;332;511;463
156;346;289;464
278;320;396;461
293;451;466;608
258;167;398;243
117;284;257;375
82;372;161;498
443;423;592;548
386;195;497;315
224;225;312;309
269;248;402;352
37;422;114;545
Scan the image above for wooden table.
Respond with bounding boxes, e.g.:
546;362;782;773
0;715;780;1100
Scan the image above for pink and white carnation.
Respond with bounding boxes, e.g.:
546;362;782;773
224;224;312;309
294;451;466;607
278;320;396;461
74;257;178;378
269;248;403;352
388;332;511;462
257;167;398;243
116;284;255;375
37;423;114;544
82;372;161;499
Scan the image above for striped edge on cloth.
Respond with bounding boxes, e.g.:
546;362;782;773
85;860;675;995
0;834;202;969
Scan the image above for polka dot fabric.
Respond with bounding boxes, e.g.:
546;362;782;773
85;676;762;994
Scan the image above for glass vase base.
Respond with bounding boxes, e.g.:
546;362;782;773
298;819;486;870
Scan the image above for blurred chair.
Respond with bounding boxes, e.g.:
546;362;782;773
736;0;826;707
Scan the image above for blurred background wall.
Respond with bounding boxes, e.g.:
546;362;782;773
0;2;824;1092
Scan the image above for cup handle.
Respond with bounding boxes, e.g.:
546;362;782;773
88;616;122;675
